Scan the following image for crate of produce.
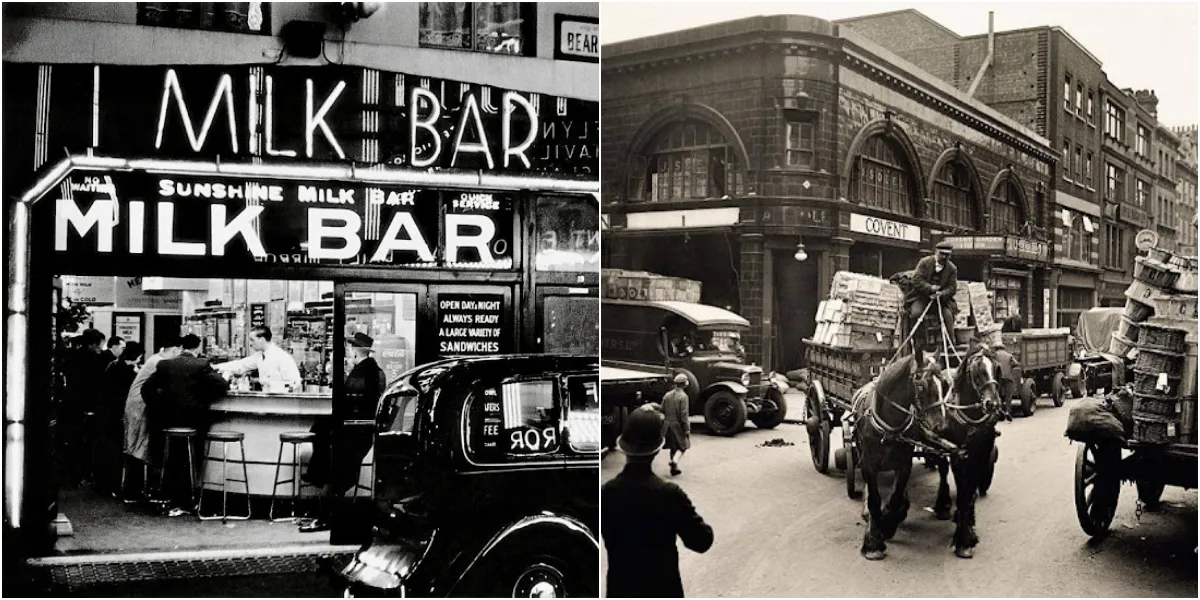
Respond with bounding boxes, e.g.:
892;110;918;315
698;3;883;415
1137;322;1189;353
1133;256;1180;289
1132;393;1180;418
1122;298;1155;322
1133;347;1186;377
1131;369;1181;397
1109;333;1137;359
1132;414;1178;444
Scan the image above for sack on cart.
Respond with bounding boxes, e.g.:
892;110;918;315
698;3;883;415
1065;397;1126;445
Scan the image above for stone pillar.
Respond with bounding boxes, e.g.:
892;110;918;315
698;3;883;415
739;233;765;366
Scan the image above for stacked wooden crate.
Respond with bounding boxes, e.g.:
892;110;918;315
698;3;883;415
814;272;902;350
601;269;702;303
1119;247;1199;445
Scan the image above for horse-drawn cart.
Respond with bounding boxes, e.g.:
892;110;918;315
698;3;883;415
1074;438;1198;538
1001;328;1073;417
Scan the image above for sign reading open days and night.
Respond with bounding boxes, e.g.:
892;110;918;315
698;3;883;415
52;172;516;271
37;64;597;176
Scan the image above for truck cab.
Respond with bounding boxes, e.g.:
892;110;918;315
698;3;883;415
601;299;786;436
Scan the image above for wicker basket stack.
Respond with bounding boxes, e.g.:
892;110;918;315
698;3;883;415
1122;246;1198;445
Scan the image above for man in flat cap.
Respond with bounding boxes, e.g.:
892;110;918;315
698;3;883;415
902;241;959;352
300;332;387;533
602;405;714;597
662;373;692;476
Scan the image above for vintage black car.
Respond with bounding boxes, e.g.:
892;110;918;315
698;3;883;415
601;299;786;436
340;354;599;598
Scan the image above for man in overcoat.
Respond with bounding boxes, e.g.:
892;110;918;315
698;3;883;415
903;241;959;351
662;373;691;476
602;405;713;597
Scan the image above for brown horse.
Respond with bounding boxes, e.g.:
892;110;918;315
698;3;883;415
853;347;949;560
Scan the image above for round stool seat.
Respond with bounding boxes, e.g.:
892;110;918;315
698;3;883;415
280;432;316;443
206;431;245;442
164;427;197;436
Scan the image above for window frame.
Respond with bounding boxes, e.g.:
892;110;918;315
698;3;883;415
930;161;978;231
564;374;599;453
1075;83;1084;117
1087;91;1095;126
135;2;272;35
1106;101;1127;143
784;117;816;170
1135;178;1150;209
1136;123;1150;157
462;374;565;467
417;2;536;57
988;180;1025;235
1085;151;1094;188
853;136;915;216
636;120;742;203
1063;74;1073;112
1062;139;1072;182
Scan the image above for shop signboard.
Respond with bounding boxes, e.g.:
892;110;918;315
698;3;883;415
41;64;596;178
849;213;920;243
555;15;599;63
1007;237;1049;262
52;172;517;273
436;293;510;357
61;275;114;304
943;236;1005;252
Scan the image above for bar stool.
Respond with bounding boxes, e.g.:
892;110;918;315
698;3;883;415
198;431;251;523
119;459;149;504
157;428;198;508
270;432;318;522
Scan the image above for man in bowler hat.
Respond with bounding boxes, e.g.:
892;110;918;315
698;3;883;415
300;332;387;533
602;405;713;597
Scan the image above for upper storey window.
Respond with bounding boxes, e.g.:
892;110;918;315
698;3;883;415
852;136;916;216
137;2;270;34
630;120;744;203
418;2;535;56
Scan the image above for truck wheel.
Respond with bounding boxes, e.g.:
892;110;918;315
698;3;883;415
1019;379;1037;417
750;388;787;429
1051;372;1066;407
1071;375;1086;399
704;391;747;436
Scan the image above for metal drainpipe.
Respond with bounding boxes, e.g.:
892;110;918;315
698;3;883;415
967;11;995;98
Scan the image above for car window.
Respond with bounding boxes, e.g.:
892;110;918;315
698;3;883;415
566;375;600;452
467;378;561;463
379;389;420;435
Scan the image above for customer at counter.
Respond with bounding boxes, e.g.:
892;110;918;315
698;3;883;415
145;334;229;517
214;326;302;393
299;332;386;533
123;337;183;502
96;342;144;497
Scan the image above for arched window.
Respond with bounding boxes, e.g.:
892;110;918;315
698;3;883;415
852;136;914;215
989;180;1025;235
629;120;742;202
930;161;977;230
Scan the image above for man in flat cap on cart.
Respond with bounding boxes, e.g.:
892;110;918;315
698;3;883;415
901;240;960;353
603;405;713;597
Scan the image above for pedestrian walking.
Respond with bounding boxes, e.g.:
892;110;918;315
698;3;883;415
602;405;713;598
663;373;692;476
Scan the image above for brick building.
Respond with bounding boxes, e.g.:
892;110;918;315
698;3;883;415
1152;122;1183;251
1173;125;1199;256
601;15;1055;373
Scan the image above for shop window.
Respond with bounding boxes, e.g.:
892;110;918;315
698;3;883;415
418;2;534;56
930;161;977;231
137;2;270;34
566;376;599;452
852;135;915;216
535;196;598;272
1106;163;1126;202
634;120;743;202
1135;178;1150;208
543;295;598;355
1106;101;1126;143
989;274;1025;322
988;179;1024;235
785;119;815;169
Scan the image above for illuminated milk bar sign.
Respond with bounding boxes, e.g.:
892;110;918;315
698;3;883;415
53;173;515;271
46;64;597;177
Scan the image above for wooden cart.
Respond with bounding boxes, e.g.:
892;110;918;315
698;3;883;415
1074;439;1198;539
1001;328;1072;417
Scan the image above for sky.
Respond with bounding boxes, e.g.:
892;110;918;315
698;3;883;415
600;1;1199;128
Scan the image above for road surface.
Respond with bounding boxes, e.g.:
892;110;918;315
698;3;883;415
601;393;1197;598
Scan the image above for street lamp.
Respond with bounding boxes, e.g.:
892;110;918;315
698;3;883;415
794;239;808;262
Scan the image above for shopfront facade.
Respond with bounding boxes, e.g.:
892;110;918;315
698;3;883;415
4;52;597;561
601;16;1055;372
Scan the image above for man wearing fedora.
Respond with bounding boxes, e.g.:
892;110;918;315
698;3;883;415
602;405;713;597
902;240;960;352
300;332;387;533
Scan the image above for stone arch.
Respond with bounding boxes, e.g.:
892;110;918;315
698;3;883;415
927;146;987;231
841;117;927;217
984;168;1032;232
624;102;752;200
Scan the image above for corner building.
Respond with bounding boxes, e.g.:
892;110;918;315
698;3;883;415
601;16;1055;373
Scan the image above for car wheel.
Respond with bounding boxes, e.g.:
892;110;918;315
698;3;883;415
511;561;568;598
704;391;747;436
750;388;787;429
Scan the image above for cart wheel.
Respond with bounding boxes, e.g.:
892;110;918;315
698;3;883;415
1136;478;1165;511
844;429;860;500
1051;372;1066;407
806;382;830;474
704;391;747;437
1074;442;1121;538
1019;379;1037;417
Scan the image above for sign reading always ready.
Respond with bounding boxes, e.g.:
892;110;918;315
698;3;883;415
53;172;514;271
849;213;921;243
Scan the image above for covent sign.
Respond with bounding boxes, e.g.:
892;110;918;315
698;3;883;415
31;64;598;177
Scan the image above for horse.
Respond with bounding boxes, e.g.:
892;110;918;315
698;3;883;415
852;347;949;561
928;343;1004;559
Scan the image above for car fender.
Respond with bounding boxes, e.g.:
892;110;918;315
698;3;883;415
703;381;749;399
342;537;428;593
448;513;599;596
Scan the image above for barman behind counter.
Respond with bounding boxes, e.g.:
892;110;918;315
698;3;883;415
215;326;302;393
